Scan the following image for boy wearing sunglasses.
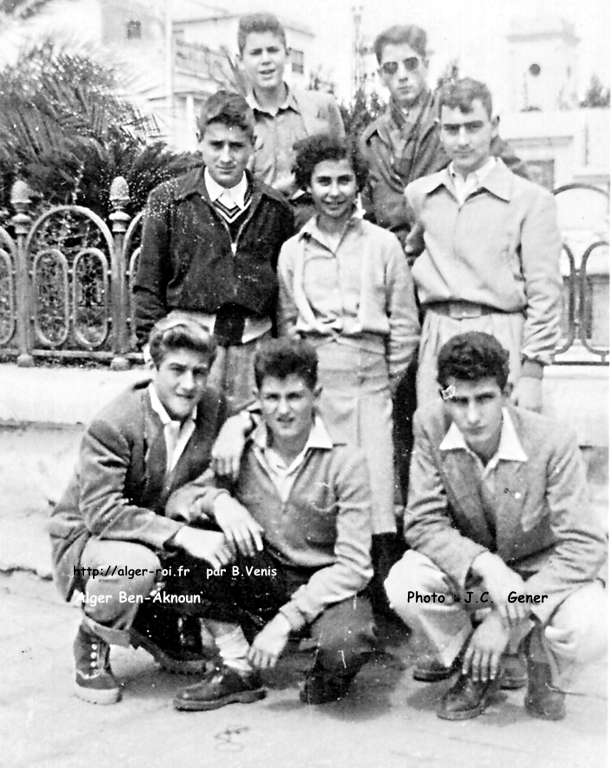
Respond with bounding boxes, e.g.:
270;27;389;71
360;25;530;520
360;24;528;245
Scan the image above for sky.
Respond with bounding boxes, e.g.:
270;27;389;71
3;0;609;111
175;0;610;107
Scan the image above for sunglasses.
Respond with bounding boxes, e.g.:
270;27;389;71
381;57;421;76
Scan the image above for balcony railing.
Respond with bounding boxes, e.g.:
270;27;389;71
0;178;608;368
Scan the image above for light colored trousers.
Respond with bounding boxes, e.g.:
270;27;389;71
417;308;524;406
79;538;162;647
312;338;395;534
385;550;607;690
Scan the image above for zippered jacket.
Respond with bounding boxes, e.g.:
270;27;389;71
133;166;294;345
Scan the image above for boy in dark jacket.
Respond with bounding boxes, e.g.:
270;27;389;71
134;90;294;409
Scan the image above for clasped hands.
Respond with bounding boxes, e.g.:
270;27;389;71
171;493;263;566
463;552;530;683
197;499;291;670
169;487;289;671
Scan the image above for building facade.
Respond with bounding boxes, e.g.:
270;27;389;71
3;0;315;151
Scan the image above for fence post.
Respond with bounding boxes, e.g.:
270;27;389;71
109;176;131;371
10;179;34;367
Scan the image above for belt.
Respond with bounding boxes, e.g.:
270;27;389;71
426;301;498;320
299;332;386;355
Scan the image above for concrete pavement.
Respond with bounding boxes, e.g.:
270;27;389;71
1;369;607;768
3;569;606;768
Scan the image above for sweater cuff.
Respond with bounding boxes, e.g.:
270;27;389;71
521;359;544;379
278;601;307;632
163;522;187;551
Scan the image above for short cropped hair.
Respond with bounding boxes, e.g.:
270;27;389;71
438;77;493;118
373;24;427;64
254;337;318;391
437;332;510;391
293;134;369;193
148;312;217;368
237;12;287;54
196;90;255;140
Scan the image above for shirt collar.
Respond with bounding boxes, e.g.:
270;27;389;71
440;407;527;464
297;210;362;241
252;413;334;452
148;383;197;426
245;83;299;115
449;156;498;187
435;157;512;202
204;167;248;209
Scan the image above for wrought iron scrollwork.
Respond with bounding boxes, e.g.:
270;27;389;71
25;205;114;355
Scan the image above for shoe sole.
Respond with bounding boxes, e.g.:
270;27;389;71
173;687;267;711
416;667;526;687
436;687;499;721
436;701;489;720
131;632;208;675
413;658;461;683
74;682;121;705
413;668;453;683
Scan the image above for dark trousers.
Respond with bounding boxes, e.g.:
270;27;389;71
163;549;376;677
367;360;417;614
392;358;418;507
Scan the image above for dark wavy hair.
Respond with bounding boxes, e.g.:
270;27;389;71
373;24;427;63
196;90;255;140
254;337;318;390
438;77;493;118
293;134;369;193
148;312;216;368
437;332;510;390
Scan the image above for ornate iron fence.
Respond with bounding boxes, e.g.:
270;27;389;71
0;177;139;369
0;178;608;368
553;183;609;365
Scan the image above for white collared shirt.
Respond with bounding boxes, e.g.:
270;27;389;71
449;156;498;206
204;167;249;210
252;415;333;503
439;407;527;488
148;384;197;474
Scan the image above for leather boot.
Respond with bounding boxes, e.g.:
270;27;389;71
437;674;500;720
524;627;566;720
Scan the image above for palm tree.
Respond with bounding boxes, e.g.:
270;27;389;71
0;0;55;19
0;40;197;220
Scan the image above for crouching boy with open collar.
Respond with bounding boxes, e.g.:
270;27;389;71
49;314;235;704
385;331;606;722
169;337;376;710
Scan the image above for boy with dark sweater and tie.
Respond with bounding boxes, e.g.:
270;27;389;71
133;90;294;409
